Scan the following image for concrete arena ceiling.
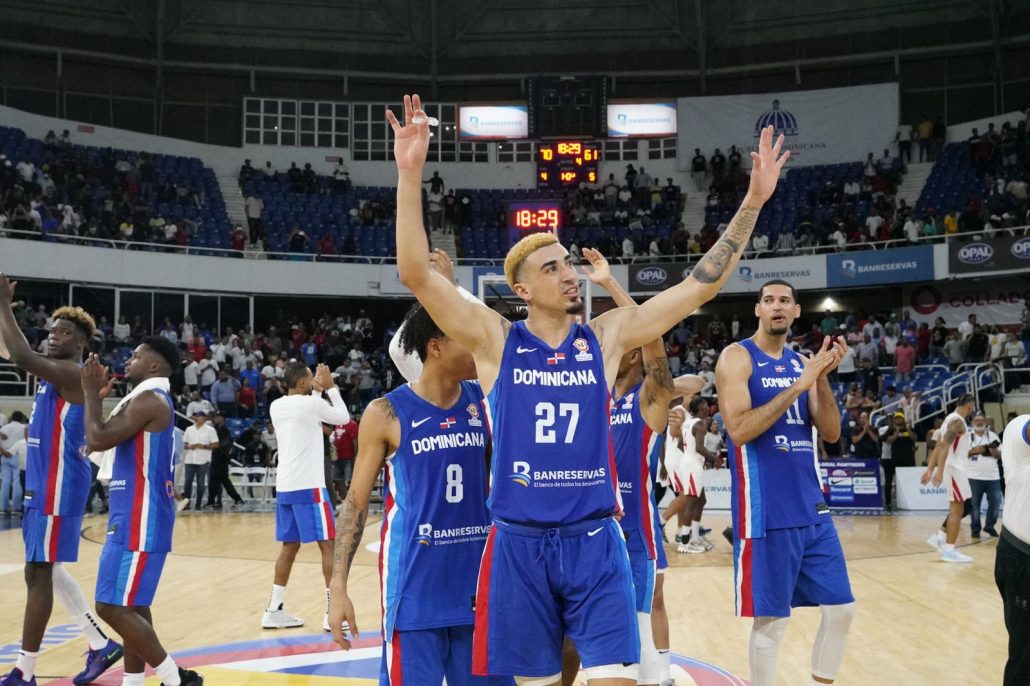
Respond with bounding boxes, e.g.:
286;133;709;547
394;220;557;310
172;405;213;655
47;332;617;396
0;0;1027;77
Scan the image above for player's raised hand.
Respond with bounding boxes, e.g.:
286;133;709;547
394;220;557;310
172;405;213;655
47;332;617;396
579;247;612;285
747;125;790;204
0;274;17;302
428;248;456;285
796;350;835;390
80;354;110;395
386;94;431;172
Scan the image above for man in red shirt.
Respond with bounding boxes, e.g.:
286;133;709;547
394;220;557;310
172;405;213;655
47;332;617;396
894;336;917;385
331;416;359;503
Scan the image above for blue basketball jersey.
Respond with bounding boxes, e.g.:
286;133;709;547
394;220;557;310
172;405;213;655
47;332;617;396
485;322;619;527
380;381;491;639
24;379;90;516
108;389;177;553
726;339;827;538
610;382;662;560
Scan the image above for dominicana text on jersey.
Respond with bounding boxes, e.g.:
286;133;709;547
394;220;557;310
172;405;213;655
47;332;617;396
485;322;620;526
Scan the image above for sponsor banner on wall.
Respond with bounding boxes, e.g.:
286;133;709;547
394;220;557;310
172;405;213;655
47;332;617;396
904;280;1029;326
629;254;827;295
458;105;528;140
948;235;1030;274
896;467;949;510
677;83;898;169
607;102;677;138
826;245;934;288
819;459;883;509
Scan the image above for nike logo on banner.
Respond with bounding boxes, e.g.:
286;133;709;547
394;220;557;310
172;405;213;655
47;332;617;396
516;346;537;354
411;418;430;428
757;362;769;367
587;527;604;537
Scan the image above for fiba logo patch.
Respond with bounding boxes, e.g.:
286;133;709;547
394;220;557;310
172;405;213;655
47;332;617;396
791;357;803;373
754;99;799;138
415;523;433;546
165;480;175;498
773;435;790;453
738;266;753;283
573;337;593;362
466;403;482;427
840;259;857;278
510;461;531;487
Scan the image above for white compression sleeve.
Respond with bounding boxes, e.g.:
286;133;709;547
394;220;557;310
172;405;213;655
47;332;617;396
52;563;110;650
748;616;790;686
811;602;856;681
388;285;484;383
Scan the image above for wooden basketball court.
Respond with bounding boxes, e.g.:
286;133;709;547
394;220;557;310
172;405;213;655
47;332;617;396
0;510;1006;685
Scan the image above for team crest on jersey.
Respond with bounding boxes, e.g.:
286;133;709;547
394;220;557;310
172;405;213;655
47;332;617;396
622;393;635;410
791;358;803;373
79;445;89;460
439;417;457;430
547;352;566;365
510;461;531;487
166;480;175;498
466;404;482;427
573;337;593;362
415;523;433;546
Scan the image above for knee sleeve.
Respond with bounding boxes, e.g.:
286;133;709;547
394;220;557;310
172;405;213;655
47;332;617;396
637;611;661;685
584;663;639;682
749;616;790;686
812;602;856;680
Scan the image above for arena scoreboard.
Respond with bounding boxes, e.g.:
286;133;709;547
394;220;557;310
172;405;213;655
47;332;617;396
536;141;599;190
507;200;562;247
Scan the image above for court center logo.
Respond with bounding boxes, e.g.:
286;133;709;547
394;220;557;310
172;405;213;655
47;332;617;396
415;523;433;546
510;460;531;487
754;99;799;138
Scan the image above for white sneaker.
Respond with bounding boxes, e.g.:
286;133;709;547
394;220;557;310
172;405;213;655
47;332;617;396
262;607;304;629
698;534;715;550
940;548;973;563
926;531;944;551
683;540;708;554
323;613;351;633
175;497;189;513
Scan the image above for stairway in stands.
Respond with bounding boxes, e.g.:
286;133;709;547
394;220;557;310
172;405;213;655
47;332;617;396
679;183;709;235
896;161;934;211
430;228;459;263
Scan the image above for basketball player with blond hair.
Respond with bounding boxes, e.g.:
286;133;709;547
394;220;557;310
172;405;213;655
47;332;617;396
386;94;788;686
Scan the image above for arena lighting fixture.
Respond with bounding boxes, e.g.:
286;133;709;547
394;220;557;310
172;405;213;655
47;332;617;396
820;297;838;310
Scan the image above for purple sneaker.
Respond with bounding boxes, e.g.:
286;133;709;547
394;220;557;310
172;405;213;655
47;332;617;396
0;668;37;686
72;639;123;685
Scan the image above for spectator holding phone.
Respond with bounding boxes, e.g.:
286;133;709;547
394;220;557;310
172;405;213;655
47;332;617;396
967;411;1001;538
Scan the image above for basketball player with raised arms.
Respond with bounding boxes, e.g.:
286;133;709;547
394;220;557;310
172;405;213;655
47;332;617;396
389;94;788;685
715;280;855;686
0;275;124;686
81;341;204;686
328;304;510;686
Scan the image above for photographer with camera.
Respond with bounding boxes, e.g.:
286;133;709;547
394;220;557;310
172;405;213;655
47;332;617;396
967;411;1001;538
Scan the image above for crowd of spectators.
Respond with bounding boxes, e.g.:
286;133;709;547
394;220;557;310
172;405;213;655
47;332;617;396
0;127;222;249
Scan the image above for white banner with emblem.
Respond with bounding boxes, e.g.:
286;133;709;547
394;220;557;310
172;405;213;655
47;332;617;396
677;83;899;169
895;467;950;510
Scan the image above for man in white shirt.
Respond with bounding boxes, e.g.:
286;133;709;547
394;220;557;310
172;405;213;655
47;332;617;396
184;391;214;419
622;236;635;258
182;412;219;512
958;314;976;340
966;411;1001;538
829;225;847;251
922;393;975;562
0;411;28;515
864;212;881;239
263;361;350;632
245;193;264;246
903;218;920;243
182;352;200;391
112;316;131;344
997;413;1030;684
751;231;769;256
198;351;218;392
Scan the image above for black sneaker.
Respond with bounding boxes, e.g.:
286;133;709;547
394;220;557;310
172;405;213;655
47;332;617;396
971;531;981;539
984;527;999;538
699;526;712;536
166;667;204;686
722;526;734;545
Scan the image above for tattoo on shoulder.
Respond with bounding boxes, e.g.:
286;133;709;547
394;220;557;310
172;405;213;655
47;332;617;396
692;205;760;284
371;397;396;420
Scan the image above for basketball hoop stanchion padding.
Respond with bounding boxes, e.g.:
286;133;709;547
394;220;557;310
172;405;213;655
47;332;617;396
476;273;592;323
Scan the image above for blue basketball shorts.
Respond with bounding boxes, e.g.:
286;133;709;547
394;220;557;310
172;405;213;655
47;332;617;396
654;516;668;572
472;517;639;677
380;624;513;686
23;508;81;563
95;543;168;607
625;530;657;614
733;521;854;618
276;488;336;543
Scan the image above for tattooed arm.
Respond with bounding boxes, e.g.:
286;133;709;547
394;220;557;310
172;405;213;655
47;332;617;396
328;397;397;649
921;416;965;486
592;126;790;353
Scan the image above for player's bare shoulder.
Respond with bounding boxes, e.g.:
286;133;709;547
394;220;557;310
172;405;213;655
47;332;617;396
364;396;397;423
716;341;752;376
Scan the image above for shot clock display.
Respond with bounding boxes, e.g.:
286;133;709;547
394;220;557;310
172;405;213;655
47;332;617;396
507;200;563;247
536;141;599;190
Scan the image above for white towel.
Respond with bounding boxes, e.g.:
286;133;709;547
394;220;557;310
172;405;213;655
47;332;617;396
89;377;171;480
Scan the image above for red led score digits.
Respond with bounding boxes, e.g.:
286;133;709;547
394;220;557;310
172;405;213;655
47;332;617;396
537;141;600;190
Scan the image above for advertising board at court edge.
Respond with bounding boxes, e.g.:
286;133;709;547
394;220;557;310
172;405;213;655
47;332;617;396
948;234;1030;274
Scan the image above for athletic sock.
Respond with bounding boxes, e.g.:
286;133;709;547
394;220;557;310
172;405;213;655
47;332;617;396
678;525;689;538
942;543;955;553
268;584;286;611
657;650;670;682
691;521;701;539
15;650;39;680
155;656;180;686
122;673;146;686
